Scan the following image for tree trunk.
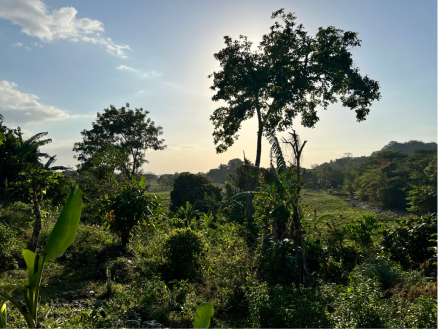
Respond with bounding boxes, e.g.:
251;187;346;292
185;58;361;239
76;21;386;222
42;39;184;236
29;191;43;252
255;106;263;168
245;105;263;216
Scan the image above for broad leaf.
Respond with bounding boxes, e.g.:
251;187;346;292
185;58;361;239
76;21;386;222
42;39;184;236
0;302;6;328
139;176;146;188
193;302;213;329
220;191;256;209
43;186;82;261
22;249;39;283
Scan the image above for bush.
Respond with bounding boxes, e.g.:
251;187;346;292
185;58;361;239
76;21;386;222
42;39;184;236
0;222;23;270
324;275;386;328
246;282;329;328
380;213;437;273
170;173;222;212
101;181;161;249
140;276;198;328
163;229;204;281
357;257;409;291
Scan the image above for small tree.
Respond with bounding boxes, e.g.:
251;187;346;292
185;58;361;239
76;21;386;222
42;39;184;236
73;103;166;180
10;169;62;252
101;178;160;250
170;173;222;212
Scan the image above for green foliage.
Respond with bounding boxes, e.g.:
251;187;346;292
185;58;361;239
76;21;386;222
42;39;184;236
193;302;213;329
140;276;198;328
177;201;204;227
325;276;386;328
163;229;204;281
0;186;82;328
0;221;23;270
355;257;418;291
246;282;328;328
170;173;222;212
206;158;243;184
0;126;53;191
73;103;166;180
209;9;380;166
101;180;161;249
380;213;437;273
407;153;437;213
346;214;381;248
0;302;6;329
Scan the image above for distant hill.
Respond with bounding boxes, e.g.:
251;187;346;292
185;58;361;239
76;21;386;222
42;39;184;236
372;140;437;156
312;140;437;171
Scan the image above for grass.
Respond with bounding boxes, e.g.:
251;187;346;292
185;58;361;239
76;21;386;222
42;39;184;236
301;189;403;228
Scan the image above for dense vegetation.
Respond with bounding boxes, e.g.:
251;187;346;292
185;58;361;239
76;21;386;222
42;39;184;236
304;141;437;213
0;9;436;329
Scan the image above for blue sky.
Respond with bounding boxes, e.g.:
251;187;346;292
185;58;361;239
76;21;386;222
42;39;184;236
0;0;436;174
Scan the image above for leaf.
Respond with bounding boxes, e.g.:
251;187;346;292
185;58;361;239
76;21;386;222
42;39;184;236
0;302;7;329
193;302;213;329
139;176;146;188
0;132;4;146
22;249;39;283
43;186;83;261
220;191;256;209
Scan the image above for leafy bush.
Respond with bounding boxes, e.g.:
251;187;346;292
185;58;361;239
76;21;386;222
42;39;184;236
356;257;414;291
140;276;198;328
163;229;204;281
380;213;437;273
0;201;33;232
246;282;329;328
257;236;297;286
324;276;386;328
101;180;161;249
346;214;381;248
170;173;222;212
0;222;23;270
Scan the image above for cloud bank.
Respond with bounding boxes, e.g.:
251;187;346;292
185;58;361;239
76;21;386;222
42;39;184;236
0;0;130;58
0;80;89;125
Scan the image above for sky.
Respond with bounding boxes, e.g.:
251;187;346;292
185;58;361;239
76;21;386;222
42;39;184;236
0;0;436;175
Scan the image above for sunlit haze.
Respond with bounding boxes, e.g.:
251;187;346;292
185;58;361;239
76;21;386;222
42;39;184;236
0;0;436;174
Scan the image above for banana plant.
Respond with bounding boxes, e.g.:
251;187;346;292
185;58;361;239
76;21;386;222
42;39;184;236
193;302;213;329
220;131;308;285
0;186;82;328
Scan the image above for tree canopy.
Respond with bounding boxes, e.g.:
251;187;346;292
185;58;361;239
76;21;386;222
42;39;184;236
73;103;166;180
209;9;381;167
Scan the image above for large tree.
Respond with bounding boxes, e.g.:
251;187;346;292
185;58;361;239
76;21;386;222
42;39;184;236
73;103;166;180
209;9;381;167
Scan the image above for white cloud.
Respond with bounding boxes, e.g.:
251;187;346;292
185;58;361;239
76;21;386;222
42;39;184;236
0;80;91;125
0;0;130;58
25;46;32;51
116;65;162;79
12;42;23;46
116;65;136;72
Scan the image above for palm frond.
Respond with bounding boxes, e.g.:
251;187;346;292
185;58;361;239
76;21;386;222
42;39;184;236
25;132;49;145
220;191;256;209
266;131;287;176
44;156;57;169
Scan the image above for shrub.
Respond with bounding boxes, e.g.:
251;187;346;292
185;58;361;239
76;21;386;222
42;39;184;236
246;282;329;328
101;181;161;250
356;257;408;291
0;222;23;270
346;214;381;248
170;173;222;212
380;213;437;273
163;229;204;281
324;275;386;328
